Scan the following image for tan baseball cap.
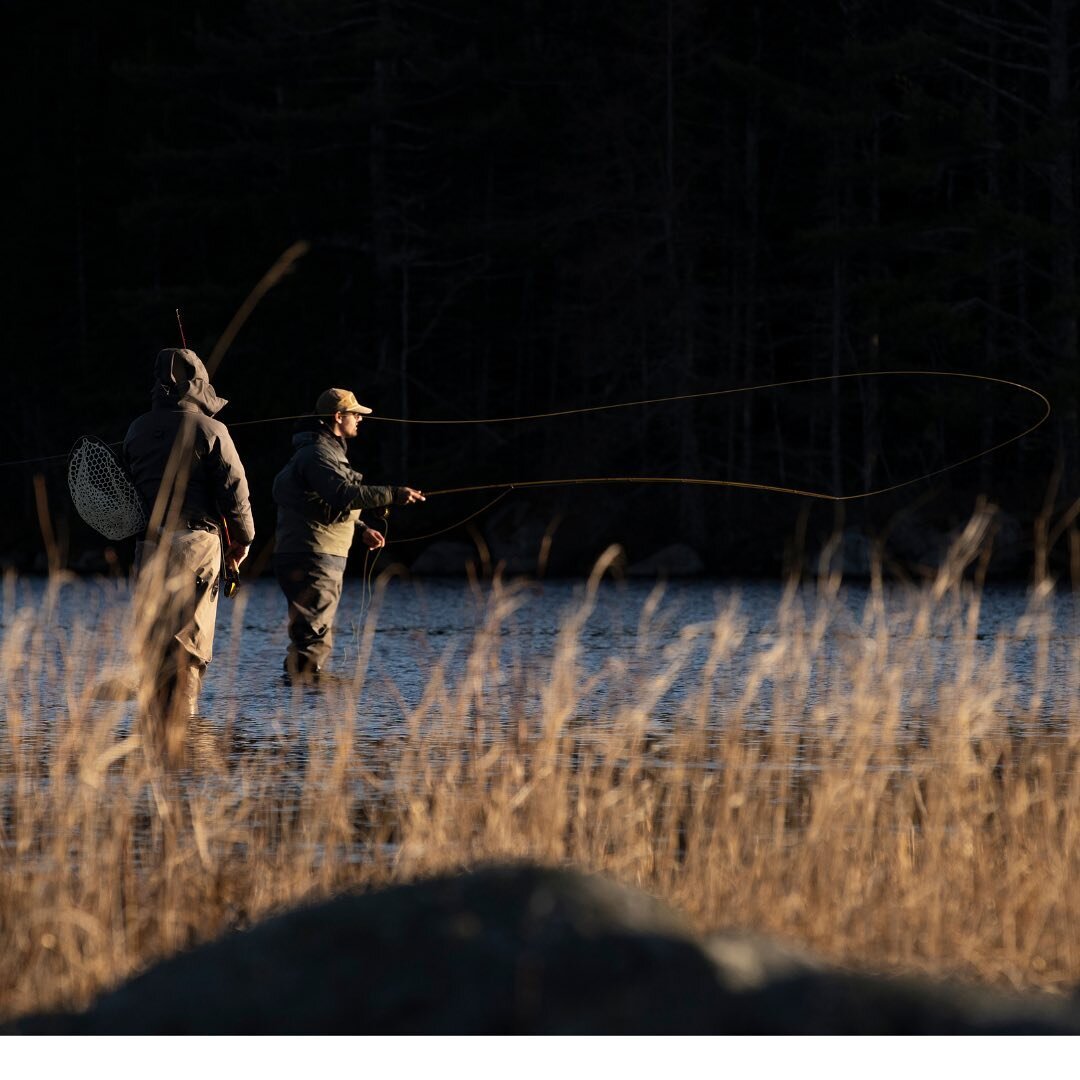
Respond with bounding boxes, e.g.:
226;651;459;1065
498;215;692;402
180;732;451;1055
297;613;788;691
314;388;372;416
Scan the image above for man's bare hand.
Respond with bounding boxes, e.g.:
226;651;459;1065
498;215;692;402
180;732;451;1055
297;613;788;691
360;526;386;551
225;542;250;573
395;486;425;505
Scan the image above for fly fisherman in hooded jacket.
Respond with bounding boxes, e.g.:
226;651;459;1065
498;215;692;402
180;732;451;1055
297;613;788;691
272;387;424;683
124;348;255;757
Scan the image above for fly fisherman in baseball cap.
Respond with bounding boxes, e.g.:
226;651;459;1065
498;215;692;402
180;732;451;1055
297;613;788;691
123;347;255;762
272;388;424;683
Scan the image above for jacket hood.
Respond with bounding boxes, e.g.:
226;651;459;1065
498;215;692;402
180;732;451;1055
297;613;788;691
151;348;227;416
290;418;340;448
290;429;321;450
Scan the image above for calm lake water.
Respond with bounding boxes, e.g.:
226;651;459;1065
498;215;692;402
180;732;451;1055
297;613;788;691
2;574;1078;746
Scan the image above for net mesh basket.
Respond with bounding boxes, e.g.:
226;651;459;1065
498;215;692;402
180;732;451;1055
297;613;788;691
67;435;147;540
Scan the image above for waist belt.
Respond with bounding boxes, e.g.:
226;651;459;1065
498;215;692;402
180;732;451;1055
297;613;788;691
145;521;220;538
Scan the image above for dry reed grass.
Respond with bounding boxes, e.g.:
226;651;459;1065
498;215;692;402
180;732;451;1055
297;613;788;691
1;505;1079;1022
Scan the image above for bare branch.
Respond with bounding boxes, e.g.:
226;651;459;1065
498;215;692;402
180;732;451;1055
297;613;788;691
940;57;1048;118
1004;0;1059;27
952;44;1046;75
932;0;1047;50
405;255;491;358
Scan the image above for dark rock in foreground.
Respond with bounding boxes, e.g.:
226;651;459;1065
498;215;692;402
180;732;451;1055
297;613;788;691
13;865;1080;1034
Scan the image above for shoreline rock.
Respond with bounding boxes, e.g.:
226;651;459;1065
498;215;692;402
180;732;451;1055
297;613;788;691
11;864;1080;1034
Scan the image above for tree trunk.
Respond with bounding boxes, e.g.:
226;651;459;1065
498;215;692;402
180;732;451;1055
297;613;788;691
741;4;762;480
981;0;1002;496
1047;0;1078;487
369;2;395;391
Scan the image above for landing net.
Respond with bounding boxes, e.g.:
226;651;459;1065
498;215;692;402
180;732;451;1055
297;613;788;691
67;435;146;540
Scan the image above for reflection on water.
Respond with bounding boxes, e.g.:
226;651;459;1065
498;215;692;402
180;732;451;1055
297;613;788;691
1;575;1078;753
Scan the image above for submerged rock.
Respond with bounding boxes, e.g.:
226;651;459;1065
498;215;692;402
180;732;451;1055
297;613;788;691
12;865;1080;1034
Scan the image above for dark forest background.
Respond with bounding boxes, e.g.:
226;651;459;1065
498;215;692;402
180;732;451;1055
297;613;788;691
4;0;1079;577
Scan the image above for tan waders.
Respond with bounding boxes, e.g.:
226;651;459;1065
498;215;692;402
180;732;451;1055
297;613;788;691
134;527;222;764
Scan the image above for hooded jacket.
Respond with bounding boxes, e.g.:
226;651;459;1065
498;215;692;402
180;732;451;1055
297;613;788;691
123;348;255;546
272;422;396;558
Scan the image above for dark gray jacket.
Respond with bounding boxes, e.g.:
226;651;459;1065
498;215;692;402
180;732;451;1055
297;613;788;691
273;424;396;557
123;349;255;546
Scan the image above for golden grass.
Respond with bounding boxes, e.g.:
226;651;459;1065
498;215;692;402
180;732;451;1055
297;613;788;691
1;506;1079;1021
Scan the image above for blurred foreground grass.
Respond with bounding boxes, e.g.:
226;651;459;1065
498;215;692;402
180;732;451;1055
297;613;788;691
1;507;1079;1020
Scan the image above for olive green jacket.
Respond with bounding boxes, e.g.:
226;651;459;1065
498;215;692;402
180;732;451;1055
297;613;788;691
272;425;396;557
